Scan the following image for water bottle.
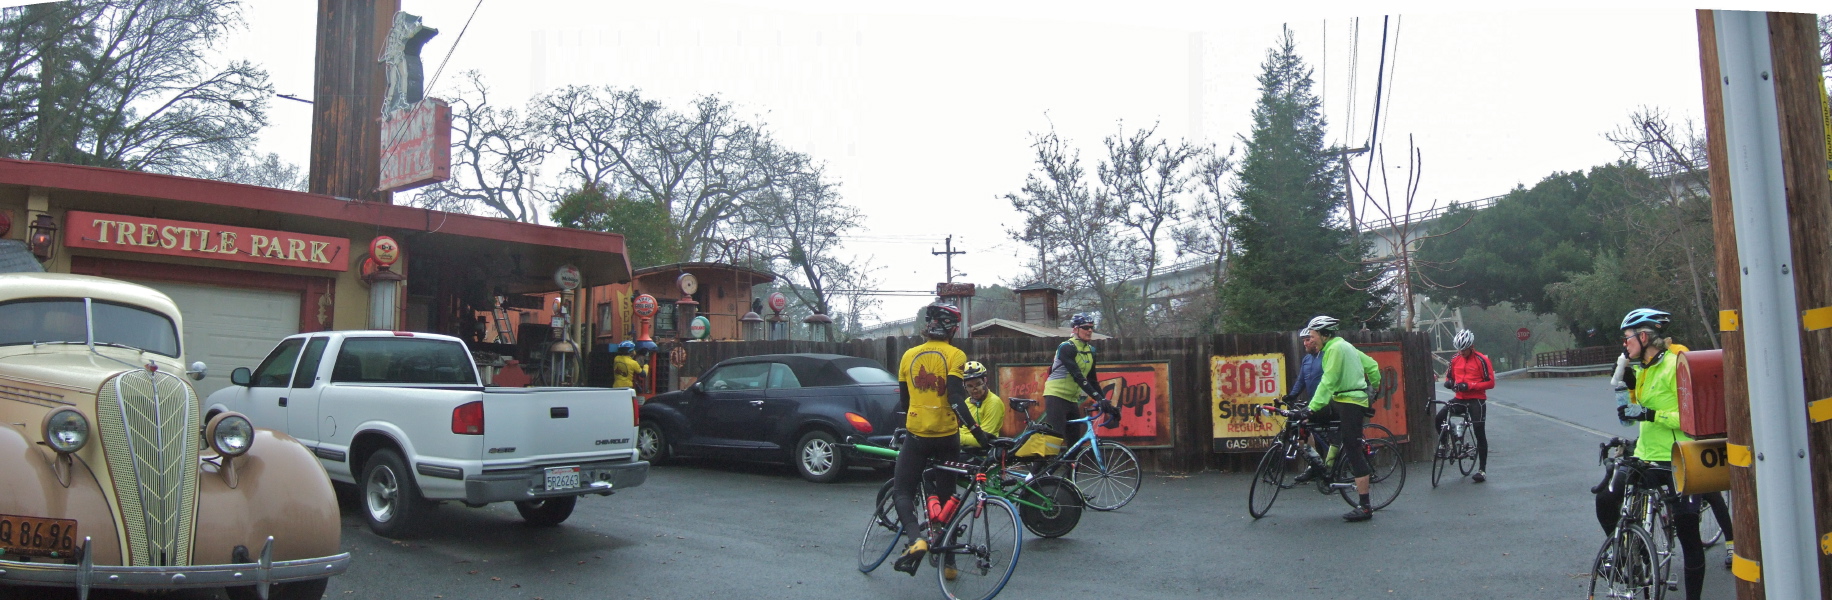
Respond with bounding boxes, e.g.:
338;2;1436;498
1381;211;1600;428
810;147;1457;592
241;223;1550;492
1615;386;1635;427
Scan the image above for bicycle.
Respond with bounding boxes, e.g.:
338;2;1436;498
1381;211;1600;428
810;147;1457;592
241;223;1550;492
1428;399;1481;488
1007;397;1142;511
850;428;1082;545
847;433;1030;600
1246;399;1406;519
1588;437;1680;599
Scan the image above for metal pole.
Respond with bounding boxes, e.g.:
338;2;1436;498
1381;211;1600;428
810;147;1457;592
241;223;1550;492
1714;11;1821;598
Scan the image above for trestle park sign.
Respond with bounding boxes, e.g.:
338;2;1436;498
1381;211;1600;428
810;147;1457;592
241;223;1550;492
65;211;349;271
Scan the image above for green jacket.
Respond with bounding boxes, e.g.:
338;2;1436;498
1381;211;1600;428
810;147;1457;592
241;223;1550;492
1630;348;1691;463
1308;336;1381;412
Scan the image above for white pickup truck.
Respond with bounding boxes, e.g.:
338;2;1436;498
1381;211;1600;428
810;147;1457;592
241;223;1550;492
204;331;647;537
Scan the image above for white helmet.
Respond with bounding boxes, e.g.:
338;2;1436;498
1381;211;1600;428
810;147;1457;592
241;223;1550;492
1453;329;1475;350
1304;315;1340;333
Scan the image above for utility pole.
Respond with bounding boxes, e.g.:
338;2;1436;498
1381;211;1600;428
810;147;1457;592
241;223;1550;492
1700;10;1830;599
932;235;966;283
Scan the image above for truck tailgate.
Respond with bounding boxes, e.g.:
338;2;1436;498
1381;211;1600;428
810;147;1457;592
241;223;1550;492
480;387;637;469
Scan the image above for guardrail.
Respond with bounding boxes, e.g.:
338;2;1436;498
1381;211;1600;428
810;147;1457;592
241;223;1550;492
1535;346;1618;368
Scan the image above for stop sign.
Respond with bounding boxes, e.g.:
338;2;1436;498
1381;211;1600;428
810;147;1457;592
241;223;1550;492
1516;327;1531;341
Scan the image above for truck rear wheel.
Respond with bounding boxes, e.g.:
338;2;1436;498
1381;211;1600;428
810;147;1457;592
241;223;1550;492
515;496;578;527
361;448;427;538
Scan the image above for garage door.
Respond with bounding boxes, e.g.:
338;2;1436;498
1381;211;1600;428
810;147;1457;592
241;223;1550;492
129;280;302;398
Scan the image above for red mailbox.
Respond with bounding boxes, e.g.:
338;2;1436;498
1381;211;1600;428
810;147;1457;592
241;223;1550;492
1675;349;1725;438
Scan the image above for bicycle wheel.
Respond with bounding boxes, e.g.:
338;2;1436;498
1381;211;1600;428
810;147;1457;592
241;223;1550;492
1361;422;1397;442
1070;440;1141;511
1339;437;1406;510
858;479;902;573
1430;428;1452;488
1247;443;1291;519
1016;475;1083;538
1699;493;1727;547
1456;419;1479;476
1589;524;1660;600
937;496;1022;600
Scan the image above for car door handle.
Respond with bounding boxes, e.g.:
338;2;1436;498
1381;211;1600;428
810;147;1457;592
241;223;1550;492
279;397;288;407
749;400;764;407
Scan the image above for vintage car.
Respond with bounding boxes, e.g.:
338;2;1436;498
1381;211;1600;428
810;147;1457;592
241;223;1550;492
0;273;348;600
638;353;901;482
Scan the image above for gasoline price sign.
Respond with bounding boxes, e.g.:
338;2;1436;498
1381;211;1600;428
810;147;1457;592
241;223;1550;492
1210;353;1287;442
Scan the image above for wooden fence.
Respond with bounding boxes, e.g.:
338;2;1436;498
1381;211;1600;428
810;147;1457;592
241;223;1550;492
675;330;1434;472
1535;345;1618;368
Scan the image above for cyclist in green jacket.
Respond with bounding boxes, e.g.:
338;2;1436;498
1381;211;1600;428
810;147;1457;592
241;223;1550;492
1594;308;1712;600
1292;315;1382;522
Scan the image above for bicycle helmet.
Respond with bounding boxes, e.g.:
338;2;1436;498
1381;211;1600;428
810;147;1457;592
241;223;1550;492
1305;315;1341;333
1619;308;1672;333
922;302;962;339
1069;313;1097;329
1452;329;1475;350
617;340;636;353
962;360;989;380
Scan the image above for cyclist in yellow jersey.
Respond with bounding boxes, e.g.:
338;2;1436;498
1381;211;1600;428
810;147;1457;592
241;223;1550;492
611;341;646;390
891;302;992;575
957;361;1006;448
1594;308;1717;600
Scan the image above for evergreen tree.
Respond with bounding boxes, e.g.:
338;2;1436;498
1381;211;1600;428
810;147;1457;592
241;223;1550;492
1219;27;1389;333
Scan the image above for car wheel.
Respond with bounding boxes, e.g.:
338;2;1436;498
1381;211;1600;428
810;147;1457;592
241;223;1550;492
226;578;329;600
515;496;578;527
794;430;846;483
361;448;427;538
637;422;669;463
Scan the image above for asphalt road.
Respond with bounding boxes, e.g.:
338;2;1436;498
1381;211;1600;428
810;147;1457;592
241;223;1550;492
22;375;1736;600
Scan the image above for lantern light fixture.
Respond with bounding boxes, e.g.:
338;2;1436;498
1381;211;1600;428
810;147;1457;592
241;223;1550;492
26;214;57;261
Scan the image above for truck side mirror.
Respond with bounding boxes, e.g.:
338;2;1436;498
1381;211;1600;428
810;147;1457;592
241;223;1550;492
230;367;251;387
689;381;704;394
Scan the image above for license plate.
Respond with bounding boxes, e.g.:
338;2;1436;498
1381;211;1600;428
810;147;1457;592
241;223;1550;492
0;514;78;558
544;466;581;491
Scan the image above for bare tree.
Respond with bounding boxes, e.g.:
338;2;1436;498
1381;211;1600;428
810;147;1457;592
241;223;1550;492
533;86;780;261
1345;136;1465;332
416;71;547;222
1099;122;1200;332
1004;125;1148;336
1603;107;1719;347
0;0;272;176
208;151;303;191
740;161;864;341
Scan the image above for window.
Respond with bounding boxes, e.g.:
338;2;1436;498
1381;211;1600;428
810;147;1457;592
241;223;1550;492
251;338;304;388
846;366;896;384
655;302;678;339
331;337;478;385
768;363;802;389
704;362;769;391
0;298;179;357
292;337;329;388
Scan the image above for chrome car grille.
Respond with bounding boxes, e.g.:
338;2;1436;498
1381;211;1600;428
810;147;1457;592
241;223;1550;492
95;370;200;567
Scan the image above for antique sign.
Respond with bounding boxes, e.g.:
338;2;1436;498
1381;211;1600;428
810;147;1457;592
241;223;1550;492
378;98;452;192
1359;343;1410;438
1210;353;1287;451
997;361;1175;449
369;236;400;267
65;211;349;272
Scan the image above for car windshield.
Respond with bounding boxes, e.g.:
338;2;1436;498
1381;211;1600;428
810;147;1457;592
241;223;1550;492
331;337;478;385
0;298;180;357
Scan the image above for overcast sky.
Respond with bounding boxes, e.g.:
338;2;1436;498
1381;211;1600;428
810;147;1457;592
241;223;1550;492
210;0;1819;326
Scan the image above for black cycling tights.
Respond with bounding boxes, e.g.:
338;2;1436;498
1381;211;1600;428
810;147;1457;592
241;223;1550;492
1432;400;1488;471
1312;401;1372;478
1043;395;1086;445
1594;464;1719;600
893;433;960;540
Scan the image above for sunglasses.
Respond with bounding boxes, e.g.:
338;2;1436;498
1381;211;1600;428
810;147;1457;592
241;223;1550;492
1075;325;1094;331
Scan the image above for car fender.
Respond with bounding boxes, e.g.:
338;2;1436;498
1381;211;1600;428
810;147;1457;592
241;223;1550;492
639;400;693;443
192;429;341;564
0;423;124;565
778;404;850;450
344;420;420;471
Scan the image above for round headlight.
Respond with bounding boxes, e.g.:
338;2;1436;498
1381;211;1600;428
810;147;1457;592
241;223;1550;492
206;412;255;457
41;408;89;454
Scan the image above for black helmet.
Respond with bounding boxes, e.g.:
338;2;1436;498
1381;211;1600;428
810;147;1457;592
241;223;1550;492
923;302;962;339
